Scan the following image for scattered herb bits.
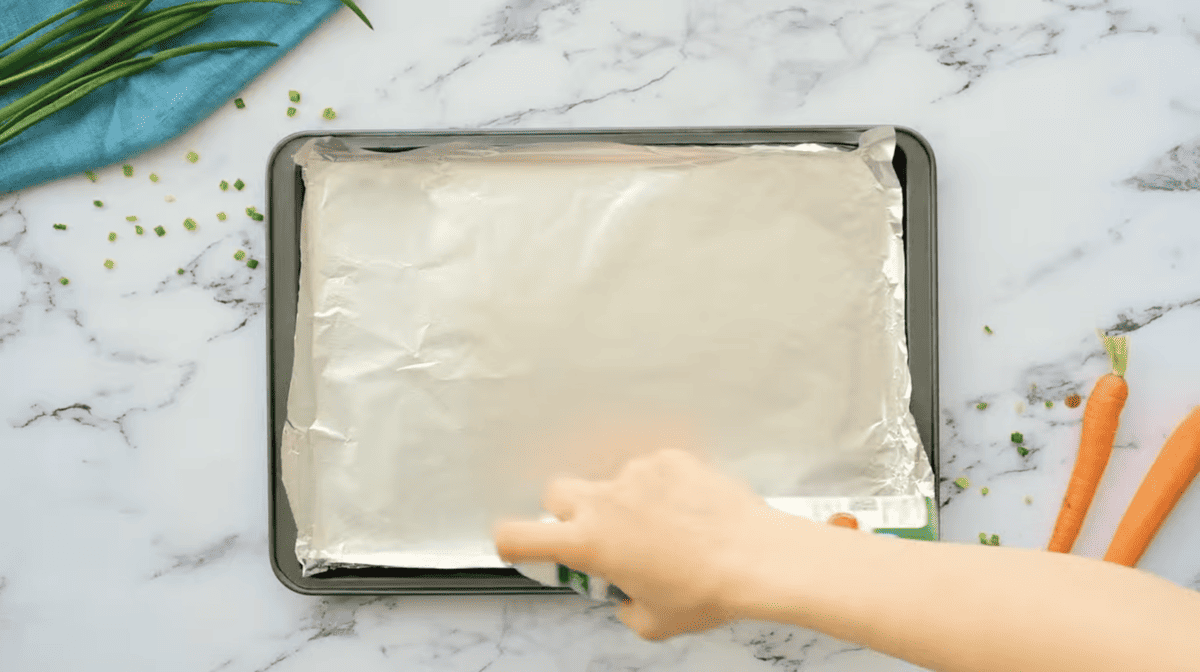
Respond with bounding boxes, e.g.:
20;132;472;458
154;226;166;237
93;200;103;207
217;212;227;221
979;533;1000;546
108;232;117;242
954;476;970;489
1065;394;1082;408
234;98;246;109
59;277;69;285
246;258;259;269
122;164;133;177
323;107;336;120
234;250;246;261
1045;400;1054;408
981;487;989;496
289;90;301;103
52;223;67;230
186;151;199;163
126;215;137;222
1011;432;1024;444
233;179;245;191
976;402;988;410
983;325;994;335
177;268;185;275
220;180;229;191
1017;446;1030;457
246;206;257;217
287;107;297;117
183;218;197;231
149;173;159;183
85;170;98;182
135;225;144;235
251;212;264;222
103;259;115;270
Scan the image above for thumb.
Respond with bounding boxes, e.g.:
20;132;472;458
618;600;669;641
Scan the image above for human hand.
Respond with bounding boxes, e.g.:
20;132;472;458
493;447;797;640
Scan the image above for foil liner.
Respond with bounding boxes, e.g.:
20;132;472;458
283;127;933;576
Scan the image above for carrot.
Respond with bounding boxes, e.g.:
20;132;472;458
827;513;859;529
1104;405;1200;566
1046;331;1129;553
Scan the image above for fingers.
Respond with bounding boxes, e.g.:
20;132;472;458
542;477;597;521
618;600;669;641
493;519;589;569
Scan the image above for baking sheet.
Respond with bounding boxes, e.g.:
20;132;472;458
280;127;934;576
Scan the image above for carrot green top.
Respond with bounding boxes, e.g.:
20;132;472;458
1097;330;1128;378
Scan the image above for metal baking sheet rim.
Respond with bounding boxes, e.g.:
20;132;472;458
264;126;940;596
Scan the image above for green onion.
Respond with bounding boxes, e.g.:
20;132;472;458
288;90;300;102
108;231;116;241
1045;400;1053;408
149;173;159;182
220;180;229;191
177;268;185;275
983;325;993;335
338;0;373;29
216;212;227;221
954;476;970;489
1017;446;1030;457
186;151;199;163
234;97;245;109
126;215;137;221
103;259;115;269
990;534;1000;546
84;170;97;182
59;277;70;285
1011;432;1024;444
246;258;259;269
93;200;102;207
53;223;67;230
135;225;144;235
183;218;197;231
246;206;256;217
323;107;336;120
122;164;133;177
287;106;297;117
233;178;244;190
251;212;264;222
976;402;987;410
981;487;989;496
233;249;245;261
154;225;165;236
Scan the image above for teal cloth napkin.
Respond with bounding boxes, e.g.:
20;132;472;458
0;0;342;194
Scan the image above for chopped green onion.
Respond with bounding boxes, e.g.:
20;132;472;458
53;223;67;230
103;259;115;269
149;173;159;183
1011;431;1024;444
122;164;133;177
183;218;196;231
1045;400;1053;408
1017;446;1030;457
177;268;185;275
251;212;264;222
154;225;165;237
233;249;246;261
234;97;245;109
233;179;244;191
287;106;296;117
126;215;137;221
216;212;227;221
288;90;300;102
58;277;69;285
954;476;970;489
220;180;229;191
134;225;144;235
93;200;103;207
186;151;199;163
983;325;994;335
246;258;259;269
84;170;97;182
976;402;987;410
981;487;989;496
322;107;336;120
108;231;116;241
990;534;1000;546
978;532;988;544
245;206;256;217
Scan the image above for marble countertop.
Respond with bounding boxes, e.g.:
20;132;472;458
3;0;1200;669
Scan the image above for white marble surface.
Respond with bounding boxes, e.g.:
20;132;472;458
3;0;1200;669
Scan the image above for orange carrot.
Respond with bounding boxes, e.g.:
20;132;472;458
1104;405;1200;566
827;513;859;529
1046;331;1129;553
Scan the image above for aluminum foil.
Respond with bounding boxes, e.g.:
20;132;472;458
283;127;934;575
